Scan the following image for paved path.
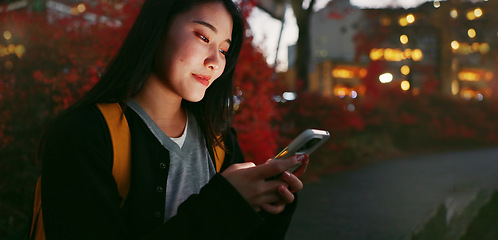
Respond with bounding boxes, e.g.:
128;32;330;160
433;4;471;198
286;147;498;240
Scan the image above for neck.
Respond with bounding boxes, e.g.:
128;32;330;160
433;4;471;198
133;74;186;137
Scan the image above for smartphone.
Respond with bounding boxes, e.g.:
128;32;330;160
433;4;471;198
273;129;330;173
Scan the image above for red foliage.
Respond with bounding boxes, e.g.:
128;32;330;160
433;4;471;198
0;7;138;143
232;37;279;164
0;6;139;237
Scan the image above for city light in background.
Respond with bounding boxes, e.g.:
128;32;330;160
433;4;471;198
247;0;436;71
249;0;495;103
379;73;394;83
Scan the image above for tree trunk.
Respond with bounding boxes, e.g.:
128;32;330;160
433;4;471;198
291;0;314;91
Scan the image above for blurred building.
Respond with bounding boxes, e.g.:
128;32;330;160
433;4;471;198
433;0;497;100
280;0;497;101
308;0;367;98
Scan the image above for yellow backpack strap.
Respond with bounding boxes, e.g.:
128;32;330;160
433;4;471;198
29;103;131;240
213;143;225;173
29;177;45;240
97;103;131;207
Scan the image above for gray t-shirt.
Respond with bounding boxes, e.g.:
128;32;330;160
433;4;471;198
127;100;216;222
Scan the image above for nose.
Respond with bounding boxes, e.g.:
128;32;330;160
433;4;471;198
204;46;223;71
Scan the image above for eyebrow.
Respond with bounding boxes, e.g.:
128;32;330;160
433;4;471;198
193;20;231;45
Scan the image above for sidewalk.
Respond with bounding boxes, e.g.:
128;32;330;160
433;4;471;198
286;147;498;240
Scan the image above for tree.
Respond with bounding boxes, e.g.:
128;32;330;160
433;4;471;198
290;0;315;90
257;0;316;90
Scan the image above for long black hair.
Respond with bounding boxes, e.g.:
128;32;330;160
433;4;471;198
43;0;244;149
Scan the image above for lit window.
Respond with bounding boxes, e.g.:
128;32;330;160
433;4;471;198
406;14;415;24
450;9;458;19
401;81;410;91
451;40;460;50
400;35;409;44
398;17;408;27
474;8;483;18
401;65;410;75
466;11;476;20
468;28;476;38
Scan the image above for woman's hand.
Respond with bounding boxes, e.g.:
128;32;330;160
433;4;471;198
291;154;309;178
221;155;307;214
261;154;308;214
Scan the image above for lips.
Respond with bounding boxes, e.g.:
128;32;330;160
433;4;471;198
193;74;211;87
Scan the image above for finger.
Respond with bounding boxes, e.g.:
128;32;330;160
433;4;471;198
293;155;309;177
257;192;283;206
261;202;286;215
235;162;256;170
281;171;303;193
277;184;295;203
246;180;288;205
256;156;300;178
224;162;256;173
258;180;289;198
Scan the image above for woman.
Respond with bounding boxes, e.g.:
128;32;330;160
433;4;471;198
38;0;307;239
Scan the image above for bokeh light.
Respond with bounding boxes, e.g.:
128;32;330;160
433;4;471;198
406;14;415;24
450;9;458;19
379;73;393;83
400;35;409;44
3;31;12;40
451;40;460;50
401;81;410;91
467;28;476;38
401;65;410;75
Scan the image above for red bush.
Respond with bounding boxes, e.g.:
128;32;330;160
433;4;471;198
232;37;279;164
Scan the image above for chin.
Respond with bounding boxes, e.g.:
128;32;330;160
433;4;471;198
184;94;205;103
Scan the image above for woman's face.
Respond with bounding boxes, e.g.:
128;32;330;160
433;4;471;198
154;1;233;102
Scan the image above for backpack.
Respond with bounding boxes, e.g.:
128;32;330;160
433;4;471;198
29;103;226;240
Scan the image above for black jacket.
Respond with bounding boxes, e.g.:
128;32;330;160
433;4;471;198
40;104;296;240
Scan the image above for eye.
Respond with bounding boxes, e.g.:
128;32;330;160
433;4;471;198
195;32;209;43
219;49;228;56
